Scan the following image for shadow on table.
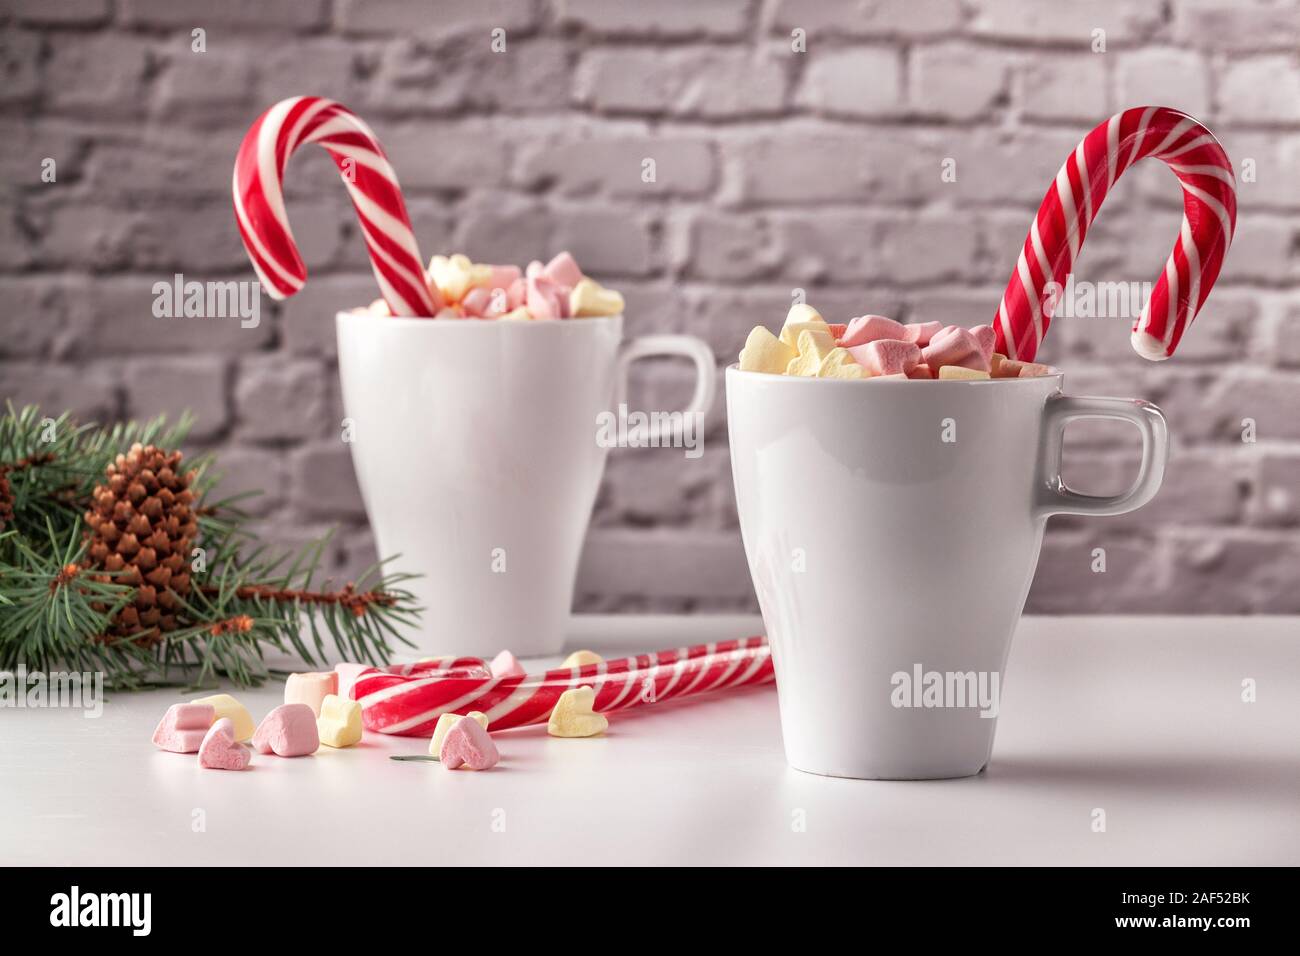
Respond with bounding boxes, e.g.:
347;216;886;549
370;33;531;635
987;752;1300;806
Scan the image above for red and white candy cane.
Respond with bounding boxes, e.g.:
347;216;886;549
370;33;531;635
233;96;439;317
353;637;774;736
995;106;1237;362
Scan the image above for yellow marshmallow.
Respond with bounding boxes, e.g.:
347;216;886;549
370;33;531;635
428;254;489;303
317;694;363;749
562;649;603;668
499;307;533;321
429;710;489;758
547;686;608;738
190;693;255;743
779;304;828;348
739;326;797;374
569;278;624;317
785;329;837;376
817;347;866;379
938;366;992;380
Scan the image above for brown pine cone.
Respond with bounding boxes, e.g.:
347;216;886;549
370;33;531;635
84;442;199;646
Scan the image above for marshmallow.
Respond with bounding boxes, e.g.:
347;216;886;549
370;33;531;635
527;275;567;320
739;326;797;374
252;703;320;757
499;306;533;321
435;306;464;319
490;649;527;679
866;373;909;380
317;695;363;749
191;694;254;743
848;339;922;376
839;314;908;349
547;686;608;738
439;715;500;771
506;276;528;310
152;703;215;753
429;253;490;303
901;321;943;347
1018;362;1052;377
334;662;370;700
970;325;997;364
562;649;603;668
284;671;338;717
366;297;392;318
907;363;934;380
486;264;522;291
429;710;489;758
786;329;837;376
525;259;544;279
779;304;828;348
921;326;989;372
460;285;493;318
827;323;847;341
198;718;252;771
542;251;584;288
818;347;867;379
569;278;624;317
938;365;992;380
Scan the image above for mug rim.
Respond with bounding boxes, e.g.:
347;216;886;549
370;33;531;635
336;310;623;330
725;363;1064;385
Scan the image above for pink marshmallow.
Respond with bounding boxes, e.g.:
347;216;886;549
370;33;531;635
526;276;567;320
901;322;943;347
198;718;252;771
252;703;320;757
921;325;989;372
542;251;584;288
525;259;544;279
490;649;527;679
460;286;492;318
840;315;908;349
439;715;500;771
848;339;922;376
506;277;528;310
435;306;464;319
486;264;521;290
284;671;338;717
152;702;215;754
970;324;997;363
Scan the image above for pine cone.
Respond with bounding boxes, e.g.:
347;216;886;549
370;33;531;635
0;469;12;531
84;443;199;646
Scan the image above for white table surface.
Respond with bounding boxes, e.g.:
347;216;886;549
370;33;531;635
2;615;1297;866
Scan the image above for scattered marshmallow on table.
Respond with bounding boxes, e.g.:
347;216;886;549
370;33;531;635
489;649;527;679
429;711;490;758
561;649;603;669
334;662;370;700
190;693;255;743
439;715;500;771
152;703;215;753
284;671;338;717
547;686;609;738
198;718;252;771
317;695;363;749
252;703;320;757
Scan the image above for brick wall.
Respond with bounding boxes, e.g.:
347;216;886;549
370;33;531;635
2;0;1298;613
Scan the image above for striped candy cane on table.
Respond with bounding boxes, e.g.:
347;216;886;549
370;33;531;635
354;637;774;736
994;106;1237;363
233;96;440;317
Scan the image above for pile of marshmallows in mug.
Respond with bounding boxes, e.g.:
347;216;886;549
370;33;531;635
150;648;607;772
740;305;1052;380
356;250;624;321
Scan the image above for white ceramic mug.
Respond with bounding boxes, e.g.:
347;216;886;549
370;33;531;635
726;367;1168;779
337;312;716;658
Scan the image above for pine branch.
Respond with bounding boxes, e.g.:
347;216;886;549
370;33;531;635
0;405;420;689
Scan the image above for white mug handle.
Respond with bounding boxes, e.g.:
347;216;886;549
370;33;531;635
615;334;717;444
1035;394;1168;519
